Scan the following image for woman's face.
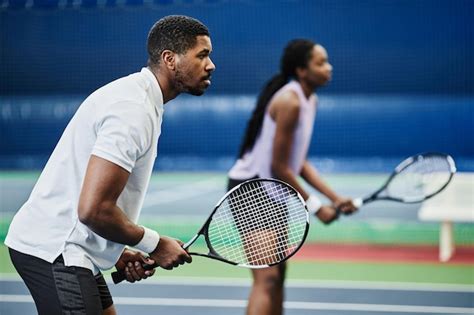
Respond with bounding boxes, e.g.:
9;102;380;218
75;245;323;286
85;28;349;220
302;45;333;88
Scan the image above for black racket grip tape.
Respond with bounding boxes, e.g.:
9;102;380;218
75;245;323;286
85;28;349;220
111;262;158;284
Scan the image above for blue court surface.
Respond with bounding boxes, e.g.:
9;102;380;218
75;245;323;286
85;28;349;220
1;276;473;315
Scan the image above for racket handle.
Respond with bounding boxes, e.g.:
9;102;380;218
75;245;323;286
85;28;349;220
352;197;363;208
111;262;158;284
112;241;194;284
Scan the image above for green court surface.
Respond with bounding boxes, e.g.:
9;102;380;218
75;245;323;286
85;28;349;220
1;171;473;286
1;244;473;285
2;211;474;247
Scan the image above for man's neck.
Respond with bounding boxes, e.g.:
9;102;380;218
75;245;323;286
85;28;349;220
149;66;179;104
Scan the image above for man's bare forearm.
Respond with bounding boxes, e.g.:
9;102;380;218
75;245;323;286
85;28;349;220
79;203;144;246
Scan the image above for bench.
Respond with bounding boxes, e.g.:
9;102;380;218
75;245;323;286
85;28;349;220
418;173;474;262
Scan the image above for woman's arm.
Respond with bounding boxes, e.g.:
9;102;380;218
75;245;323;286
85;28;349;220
270;91;310;200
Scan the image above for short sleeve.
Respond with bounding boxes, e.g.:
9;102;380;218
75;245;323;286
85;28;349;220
91;102;153;172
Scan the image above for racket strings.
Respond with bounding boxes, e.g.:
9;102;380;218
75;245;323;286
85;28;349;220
213;185;303;264
387;155;453;200
233;183;307;243
229;199;304;265
207;180;307;266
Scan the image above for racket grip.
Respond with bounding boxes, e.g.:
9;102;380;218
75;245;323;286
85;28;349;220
111;262;158;284
352;197;363;208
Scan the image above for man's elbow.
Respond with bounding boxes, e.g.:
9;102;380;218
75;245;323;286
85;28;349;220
77;202;107;227
78;204;96;226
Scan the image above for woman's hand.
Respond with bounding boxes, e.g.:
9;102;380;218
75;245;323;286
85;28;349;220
333;197;358;215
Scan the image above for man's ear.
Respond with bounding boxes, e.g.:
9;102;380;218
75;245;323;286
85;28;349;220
161;50;176;71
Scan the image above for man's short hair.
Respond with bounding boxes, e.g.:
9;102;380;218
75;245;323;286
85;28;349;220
147;15;210;66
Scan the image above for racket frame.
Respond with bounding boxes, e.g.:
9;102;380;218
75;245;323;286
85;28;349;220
360;152;456;205
112;178;309;284
184;178;310;268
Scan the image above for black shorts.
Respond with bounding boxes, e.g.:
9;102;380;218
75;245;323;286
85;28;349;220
9;248;113;315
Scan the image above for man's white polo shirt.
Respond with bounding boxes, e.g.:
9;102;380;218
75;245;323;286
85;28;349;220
5;68;164;273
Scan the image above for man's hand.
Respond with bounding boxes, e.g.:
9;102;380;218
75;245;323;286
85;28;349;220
315;205;339;224
115;248;156;283
333;197;358;215
149;236;192;270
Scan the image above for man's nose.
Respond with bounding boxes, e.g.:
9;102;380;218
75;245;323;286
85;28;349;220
207;59;216;72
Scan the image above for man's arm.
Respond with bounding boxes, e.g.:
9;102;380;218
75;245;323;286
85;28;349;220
78;155;143;244
78;155;191;269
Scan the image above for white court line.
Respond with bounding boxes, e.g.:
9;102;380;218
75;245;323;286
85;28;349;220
0;295;472;313
143;178;222;208
115;277;474;293
1;274;473;293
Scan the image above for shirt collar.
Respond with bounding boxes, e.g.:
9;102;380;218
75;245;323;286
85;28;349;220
141;67;164;112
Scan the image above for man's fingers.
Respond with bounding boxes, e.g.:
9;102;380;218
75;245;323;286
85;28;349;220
128;262;142;281
126;262;146;282
143;257;155;265
142;258;156;277
117;249;158;282
182;252;192;263
141;257;156;268
145;268;155;277
133;261;149;278
124;266;136;283
150;236;193;270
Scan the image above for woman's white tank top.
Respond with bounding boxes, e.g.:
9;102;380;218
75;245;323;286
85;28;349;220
228;80;317;180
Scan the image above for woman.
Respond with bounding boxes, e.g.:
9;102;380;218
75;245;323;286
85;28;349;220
228;39;357;315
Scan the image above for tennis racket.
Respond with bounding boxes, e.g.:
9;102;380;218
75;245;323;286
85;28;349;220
112;178;310;284
339;152;456;215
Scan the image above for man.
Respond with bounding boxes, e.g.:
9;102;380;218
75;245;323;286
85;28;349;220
5;15;215;315
227;39;357;315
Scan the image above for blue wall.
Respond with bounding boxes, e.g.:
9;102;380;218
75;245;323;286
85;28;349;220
1;95;473;170
1;0;473;94
1;0;473;170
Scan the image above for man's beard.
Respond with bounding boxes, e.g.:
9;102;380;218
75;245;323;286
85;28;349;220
175;68;205;96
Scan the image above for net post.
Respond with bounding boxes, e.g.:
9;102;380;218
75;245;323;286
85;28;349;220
439;220;455;262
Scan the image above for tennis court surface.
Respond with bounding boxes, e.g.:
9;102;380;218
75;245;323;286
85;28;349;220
1;172;472;314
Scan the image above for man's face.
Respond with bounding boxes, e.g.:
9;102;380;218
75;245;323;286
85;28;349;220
303;45;332;88
174;35;215;96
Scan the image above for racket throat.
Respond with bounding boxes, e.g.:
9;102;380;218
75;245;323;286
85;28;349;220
183;234;199;250
185;234;237;265
183;233;221;259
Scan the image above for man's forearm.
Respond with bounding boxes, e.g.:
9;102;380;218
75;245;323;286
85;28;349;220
79;204;144;246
